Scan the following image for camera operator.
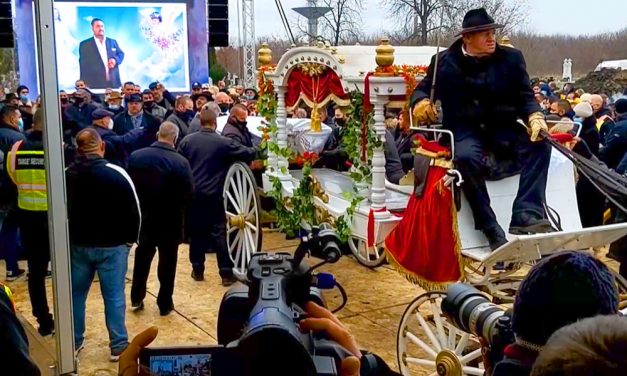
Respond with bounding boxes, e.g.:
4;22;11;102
118;301;362;376
491;251;619;376
530;315;627;376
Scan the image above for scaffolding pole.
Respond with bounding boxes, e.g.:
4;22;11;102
242;0;256;88
32;1;76;374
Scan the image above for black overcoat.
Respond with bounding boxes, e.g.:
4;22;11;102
128;142;194;243
411;39;541;142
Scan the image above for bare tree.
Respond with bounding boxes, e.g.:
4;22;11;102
447;0;528;35
382;0;528;45
292;0;365;46
381;0;448;45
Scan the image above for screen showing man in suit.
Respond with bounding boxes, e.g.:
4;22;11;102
53;2;191;93
79;18;125;89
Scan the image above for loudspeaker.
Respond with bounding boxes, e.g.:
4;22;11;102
208;0;229;47
0;0;14;48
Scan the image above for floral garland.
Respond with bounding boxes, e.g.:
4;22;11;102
257;66;293;173
257;67;323;236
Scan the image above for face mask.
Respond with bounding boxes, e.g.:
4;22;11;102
245;94;255;100
335;118;346;127
74;97;84;105
107;118;114;130
218;103;229;113
17;118;24;132
60;98;68;104
109;104;120;110
20;95;29;103
178;109;195;122
144;101;154;109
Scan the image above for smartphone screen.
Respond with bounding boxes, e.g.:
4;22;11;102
147;353;212;375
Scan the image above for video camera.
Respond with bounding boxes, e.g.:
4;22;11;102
441;284;515;371
141;225;393;376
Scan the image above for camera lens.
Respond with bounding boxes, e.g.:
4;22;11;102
442;284;505;344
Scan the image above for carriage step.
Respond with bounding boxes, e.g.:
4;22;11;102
461;223;627;265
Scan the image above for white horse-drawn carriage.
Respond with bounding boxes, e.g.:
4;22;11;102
220;40;627;375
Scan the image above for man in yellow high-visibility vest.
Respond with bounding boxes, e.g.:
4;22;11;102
6;108;54;336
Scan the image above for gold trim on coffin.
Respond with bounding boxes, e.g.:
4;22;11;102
298;62;328;77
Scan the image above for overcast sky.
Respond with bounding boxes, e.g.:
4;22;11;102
229;0;627;40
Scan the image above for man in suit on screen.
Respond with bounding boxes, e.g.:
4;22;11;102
79;18;125;89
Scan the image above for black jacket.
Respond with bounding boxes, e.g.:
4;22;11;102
0;123;25;207
112;110;161;150
577;115;601;157
165;112;191;139
128;142;194;243
0;289;40;376
222;116;254;147
385;129;405;184
411;39;540;141
596;107;615;144
90;125;144;168
66;155;141;247
600;114;627;170
64;102;99;133
78;37;124;88
178;128;258;196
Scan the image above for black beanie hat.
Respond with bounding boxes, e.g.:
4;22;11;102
512;251;618;346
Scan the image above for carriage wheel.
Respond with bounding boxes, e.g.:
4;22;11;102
397;292;484;376
224;162;262;278
348;237;387;268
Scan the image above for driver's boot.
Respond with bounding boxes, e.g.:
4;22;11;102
509;213;553;235
483;225;508;251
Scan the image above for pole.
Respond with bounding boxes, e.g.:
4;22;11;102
32;1;76;374
429;8;445;102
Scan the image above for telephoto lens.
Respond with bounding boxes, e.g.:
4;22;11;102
441;283;507;345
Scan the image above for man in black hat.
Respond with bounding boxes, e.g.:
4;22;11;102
90;109;144;167
411;7;550;250
112;93;161;151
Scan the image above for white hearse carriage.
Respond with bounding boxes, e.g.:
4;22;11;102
220;40;627;375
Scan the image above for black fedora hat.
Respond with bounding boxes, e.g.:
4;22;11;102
456;8;504;37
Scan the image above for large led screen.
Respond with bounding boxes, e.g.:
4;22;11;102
53;2;190;92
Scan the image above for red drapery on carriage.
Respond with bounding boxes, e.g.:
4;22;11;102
285;67;350;111
385;137;464;290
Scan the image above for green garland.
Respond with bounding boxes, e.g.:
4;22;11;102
258;78;377;243
341;90;382;184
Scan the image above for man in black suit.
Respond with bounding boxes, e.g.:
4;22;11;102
128;122;194;315
79;18;125;89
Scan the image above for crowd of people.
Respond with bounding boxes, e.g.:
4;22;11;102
0;78;264;362
1;4;627;372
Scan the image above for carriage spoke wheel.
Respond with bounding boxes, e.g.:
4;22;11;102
224;163;261;278
348;237;387;268
397;292;484;376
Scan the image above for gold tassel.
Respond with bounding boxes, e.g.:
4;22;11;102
385;247;458;292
